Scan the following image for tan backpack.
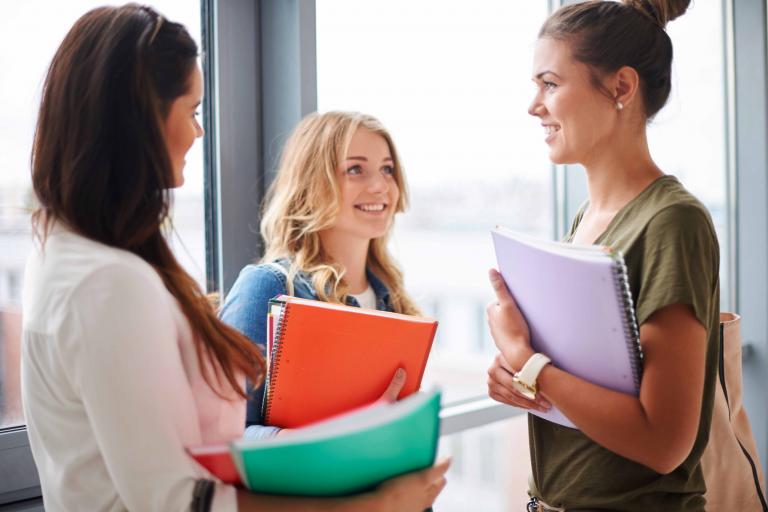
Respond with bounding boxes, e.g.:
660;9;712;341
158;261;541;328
701;312;766;510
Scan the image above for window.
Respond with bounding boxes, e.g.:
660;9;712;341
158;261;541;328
435;415;530;511
647;0;729;308
316;0;553;403
0;0;206;429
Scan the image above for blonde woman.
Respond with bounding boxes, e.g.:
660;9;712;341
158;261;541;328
221;111;420;438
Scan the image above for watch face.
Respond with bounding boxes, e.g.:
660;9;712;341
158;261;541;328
512;379;536;401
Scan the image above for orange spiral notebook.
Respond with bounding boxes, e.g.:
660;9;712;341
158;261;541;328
262;295;438;428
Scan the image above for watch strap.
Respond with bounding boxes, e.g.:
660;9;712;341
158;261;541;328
516;353;551;387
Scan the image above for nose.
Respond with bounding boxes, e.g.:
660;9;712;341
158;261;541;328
194;118;204;138
367;169;391;195
528;93;544;118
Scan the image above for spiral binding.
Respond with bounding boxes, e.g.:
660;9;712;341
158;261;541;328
610;250;644;391
262;301;290;422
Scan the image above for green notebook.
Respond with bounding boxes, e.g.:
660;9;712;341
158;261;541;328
231;389;441;496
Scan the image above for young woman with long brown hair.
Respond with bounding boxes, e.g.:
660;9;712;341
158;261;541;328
221;111;422;437
486;1;720;510
21;4;447;510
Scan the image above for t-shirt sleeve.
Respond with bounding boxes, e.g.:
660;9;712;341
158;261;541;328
635;204;719;327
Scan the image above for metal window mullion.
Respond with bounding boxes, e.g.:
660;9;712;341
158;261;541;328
440;399;524;436
733;0;768;477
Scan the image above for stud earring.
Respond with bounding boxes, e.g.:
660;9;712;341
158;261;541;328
616;101;624;111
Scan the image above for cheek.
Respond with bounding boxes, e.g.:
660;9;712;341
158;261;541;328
390;182;400;205
165;119;194;159
183;121;197;149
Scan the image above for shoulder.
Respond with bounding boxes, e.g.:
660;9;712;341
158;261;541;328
623;176;716;244
221;264;288;313
645;199;717;244
25;229;166;331
229;263;287;296
220;263;289;341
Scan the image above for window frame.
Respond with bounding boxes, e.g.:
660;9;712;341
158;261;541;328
1;0;766;506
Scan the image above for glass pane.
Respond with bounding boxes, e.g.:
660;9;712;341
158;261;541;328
316;0;552;403
647;1;728;307
434;415;530;511
0;1;205;431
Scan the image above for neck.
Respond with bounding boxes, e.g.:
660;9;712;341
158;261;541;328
318;230;370;294
581;127;663;213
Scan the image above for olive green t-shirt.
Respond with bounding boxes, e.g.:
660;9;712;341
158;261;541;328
529;176;720;511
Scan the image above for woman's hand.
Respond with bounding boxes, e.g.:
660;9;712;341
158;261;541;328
378;368;407;404
487;353;551;412
373;458;450;511
486;269;534;369
236;458;450;511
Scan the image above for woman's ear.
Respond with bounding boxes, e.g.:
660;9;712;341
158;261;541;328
613;65;641;111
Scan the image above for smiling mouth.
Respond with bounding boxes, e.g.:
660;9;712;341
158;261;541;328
355;203;387;213
544;124;561;135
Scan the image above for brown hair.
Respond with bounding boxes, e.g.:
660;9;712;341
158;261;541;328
31;4;264;399
540;0;691;119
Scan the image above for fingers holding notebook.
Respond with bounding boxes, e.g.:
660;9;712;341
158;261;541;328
487;354;551;412
375;457;450;511
378;368;407;404
487;269;534;370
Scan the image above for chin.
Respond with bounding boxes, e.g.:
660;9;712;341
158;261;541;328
361;226;391;241
548;148;577;166
171;165;185;188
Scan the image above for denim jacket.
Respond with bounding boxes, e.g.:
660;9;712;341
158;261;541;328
220;258;394;436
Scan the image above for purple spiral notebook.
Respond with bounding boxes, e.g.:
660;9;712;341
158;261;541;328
491;227;643;429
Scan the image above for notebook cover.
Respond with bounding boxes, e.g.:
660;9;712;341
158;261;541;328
236;390;441;495
491;229;640;428
187;444;242;486
263;296;437;428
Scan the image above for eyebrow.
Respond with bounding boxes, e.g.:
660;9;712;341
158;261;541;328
534;70;562;80
346;156;394;162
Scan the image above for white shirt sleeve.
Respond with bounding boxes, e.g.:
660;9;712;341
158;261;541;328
61;264;237;511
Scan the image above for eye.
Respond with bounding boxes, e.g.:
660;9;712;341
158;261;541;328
543;81;558;91
381;165;395;176
345;165;363;176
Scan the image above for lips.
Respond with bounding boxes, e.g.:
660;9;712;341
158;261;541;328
542;123;561;143
355;203;387;212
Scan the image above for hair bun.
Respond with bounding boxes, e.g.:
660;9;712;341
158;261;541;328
623;0;691;28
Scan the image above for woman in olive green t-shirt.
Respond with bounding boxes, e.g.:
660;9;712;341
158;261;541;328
486;1;719;511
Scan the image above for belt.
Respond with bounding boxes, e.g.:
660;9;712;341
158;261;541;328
528;497;565;512
527;497;599;512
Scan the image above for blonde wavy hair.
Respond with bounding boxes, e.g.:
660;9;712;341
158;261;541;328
260;111;420;316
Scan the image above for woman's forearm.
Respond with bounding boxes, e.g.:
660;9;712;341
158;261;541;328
536;364;696;474
236;489;382;512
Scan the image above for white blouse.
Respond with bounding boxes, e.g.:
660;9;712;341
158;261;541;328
21;225;240;511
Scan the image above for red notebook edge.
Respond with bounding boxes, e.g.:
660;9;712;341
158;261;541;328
411;320;439;397
187;445;242;486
